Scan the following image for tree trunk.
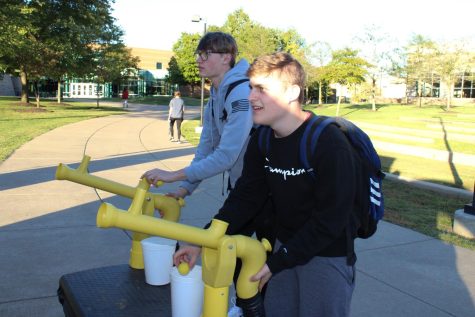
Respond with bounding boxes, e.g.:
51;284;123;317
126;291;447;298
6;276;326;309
371;78;376;111
96;83;100;107
371;92;376;111
318;81;322;105
20;69;29;103
404;77;409;105
418;81;422;108
446;82;453;111
57;79;62;103
336;95;341;116
34;81;40;108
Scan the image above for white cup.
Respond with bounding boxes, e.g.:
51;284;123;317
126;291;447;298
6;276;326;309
170;265;204;317
140;237;176;285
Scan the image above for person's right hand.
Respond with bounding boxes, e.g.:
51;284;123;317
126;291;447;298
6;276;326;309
173;244;201;269
142;168;185;185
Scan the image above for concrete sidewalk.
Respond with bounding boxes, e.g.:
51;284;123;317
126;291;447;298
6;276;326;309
0;103;474;316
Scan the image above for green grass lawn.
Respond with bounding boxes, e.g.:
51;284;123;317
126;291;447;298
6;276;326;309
0;97;126;161
303;103;475;191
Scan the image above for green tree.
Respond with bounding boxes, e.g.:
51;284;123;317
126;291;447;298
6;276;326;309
0;0;137;105
435;41;472;111
221;9;278;62
166;56;186;87
388;46;410;104
354;25;398;111
0;1;47;103
90;43;139;107
308;41;332;104
325;48;371;115
172;9;311;93
172;33;201;96
405;35;437;107
44;0;123;103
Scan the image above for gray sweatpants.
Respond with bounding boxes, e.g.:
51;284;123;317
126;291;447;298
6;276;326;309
264;243;355;317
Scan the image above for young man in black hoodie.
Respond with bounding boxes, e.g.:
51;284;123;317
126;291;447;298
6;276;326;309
174;52;358;317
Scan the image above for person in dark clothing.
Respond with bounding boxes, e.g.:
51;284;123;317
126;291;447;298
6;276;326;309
173;52;359;317
121;87;129;108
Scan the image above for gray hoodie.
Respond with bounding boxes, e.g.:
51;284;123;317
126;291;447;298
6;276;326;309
180;59;253;194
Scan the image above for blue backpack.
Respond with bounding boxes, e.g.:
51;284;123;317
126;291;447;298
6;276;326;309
258;114;385;240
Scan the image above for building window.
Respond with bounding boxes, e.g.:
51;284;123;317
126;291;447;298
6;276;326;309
156;62;162;69
454;72;475;98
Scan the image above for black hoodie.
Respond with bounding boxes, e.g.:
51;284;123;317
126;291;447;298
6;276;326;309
213;113;358;274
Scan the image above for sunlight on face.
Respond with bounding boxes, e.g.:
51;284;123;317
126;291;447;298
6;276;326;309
249;73;291;126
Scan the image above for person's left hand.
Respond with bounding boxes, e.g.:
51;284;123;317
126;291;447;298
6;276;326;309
250;264;272;292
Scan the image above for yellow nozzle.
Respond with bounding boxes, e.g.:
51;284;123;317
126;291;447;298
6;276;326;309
261;238;272;253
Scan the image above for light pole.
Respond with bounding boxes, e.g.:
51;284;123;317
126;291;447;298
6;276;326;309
192;15;207;128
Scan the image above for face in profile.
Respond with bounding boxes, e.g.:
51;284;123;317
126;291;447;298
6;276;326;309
248;73;292;126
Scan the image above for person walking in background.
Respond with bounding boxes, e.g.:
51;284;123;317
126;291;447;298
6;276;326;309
173;52;359;316
168;91;185;143
121;87;129;108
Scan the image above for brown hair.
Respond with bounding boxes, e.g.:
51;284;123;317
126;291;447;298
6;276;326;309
196;32;238;67
248;52;306;103
174;91;181;97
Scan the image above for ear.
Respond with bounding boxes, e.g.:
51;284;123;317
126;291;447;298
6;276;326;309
221;53;232;65
286;84;301;103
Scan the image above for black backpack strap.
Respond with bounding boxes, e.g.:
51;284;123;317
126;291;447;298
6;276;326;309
219;79;249;122
299;114;332;179
257;126;272;158
224;79;249;102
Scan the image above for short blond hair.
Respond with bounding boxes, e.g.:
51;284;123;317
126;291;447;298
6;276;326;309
248;52;306;103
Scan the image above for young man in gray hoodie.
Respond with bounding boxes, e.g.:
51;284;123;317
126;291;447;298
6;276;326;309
143;33;274;315
143;32;253;198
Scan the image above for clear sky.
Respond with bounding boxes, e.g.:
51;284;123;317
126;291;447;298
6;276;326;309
111;0;474;51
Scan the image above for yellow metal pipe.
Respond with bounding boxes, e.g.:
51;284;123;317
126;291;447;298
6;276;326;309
56;155;184;269
129;178;148;215
55;156;183;221
234;236;272;299
56;160;135;198
203;284;228;317
97;202;227;249
77;155;90;173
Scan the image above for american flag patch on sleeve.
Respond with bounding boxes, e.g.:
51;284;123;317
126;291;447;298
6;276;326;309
231;99;250;113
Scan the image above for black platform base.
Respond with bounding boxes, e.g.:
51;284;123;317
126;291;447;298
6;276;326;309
57;264;172;317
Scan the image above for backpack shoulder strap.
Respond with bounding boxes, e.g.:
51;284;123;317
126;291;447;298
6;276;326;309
257;126;272;157
300;115;334;179
219;79;249;121
224;79;249;102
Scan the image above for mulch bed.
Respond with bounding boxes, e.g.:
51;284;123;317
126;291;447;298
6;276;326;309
10;102;48;112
